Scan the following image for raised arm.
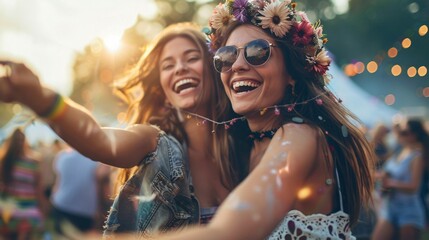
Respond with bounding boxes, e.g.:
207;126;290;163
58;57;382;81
0;61;159;168
156;123;320;240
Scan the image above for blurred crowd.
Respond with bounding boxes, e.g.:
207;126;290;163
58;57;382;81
0;116;428;240
0;129;114;240
353;117;429;240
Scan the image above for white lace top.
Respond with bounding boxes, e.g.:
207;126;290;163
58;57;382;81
268;210;354;240
267;169;355;240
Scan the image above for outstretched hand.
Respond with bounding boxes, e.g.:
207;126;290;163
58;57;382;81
0;61;52;114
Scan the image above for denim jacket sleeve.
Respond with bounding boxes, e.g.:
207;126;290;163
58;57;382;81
104;131;199;238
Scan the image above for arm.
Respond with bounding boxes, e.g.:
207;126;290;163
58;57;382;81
0;62;158;168
157;124;319;240
383;155;424;193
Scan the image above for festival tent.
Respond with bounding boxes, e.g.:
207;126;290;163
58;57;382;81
327;62;398;127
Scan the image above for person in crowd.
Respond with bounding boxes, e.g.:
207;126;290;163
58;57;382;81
0;128;48;239
0;22;247;237
154;0;374;239
372;118;429;240
38;139;63;200
369;123;391;169
50;144;109;237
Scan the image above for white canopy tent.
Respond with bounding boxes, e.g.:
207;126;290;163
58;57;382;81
327;62;399;127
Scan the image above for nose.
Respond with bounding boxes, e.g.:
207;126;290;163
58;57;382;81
230;48;249;73
175;60;188;75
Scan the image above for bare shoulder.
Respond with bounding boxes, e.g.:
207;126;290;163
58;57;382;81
274;123;318;144
267;123;319;164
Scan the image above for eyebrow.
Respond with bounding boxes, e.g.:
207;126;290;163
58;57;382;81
160;49;200;64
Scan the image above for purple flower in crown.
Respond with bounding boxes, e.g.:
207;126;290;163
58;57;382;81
233;0;249;23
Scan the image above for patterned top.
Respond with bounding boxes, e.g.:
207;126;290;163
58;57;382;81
6;157;40;208
0;156;43;228
267;169;355;240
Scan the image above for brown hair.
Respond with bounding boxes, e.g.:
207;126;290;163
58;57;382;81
218;22;375;225
114;22;243;193
0;129;26;187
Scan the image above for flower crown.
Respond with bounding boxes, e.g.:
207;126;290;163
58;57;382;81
206;0;332;84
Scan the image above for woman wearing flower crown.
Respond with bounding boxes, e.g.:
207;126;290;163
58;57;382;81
0;22;247;237
155;0;375;239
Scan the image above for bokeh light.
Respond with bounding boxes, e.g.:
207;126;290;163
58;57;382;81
387;47;398;58
401;38;412;49
103;35;122;52
418;66;427;77
407;67;417;77
419;25;428;36
297;187;312;200
391;65;402;76
422;87;429;98
385;94;396;105
354;62;365;74
367;61;378;73
344;64;357;77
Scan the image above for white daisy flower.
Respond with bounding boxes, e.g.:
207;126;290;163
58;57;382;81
210;4;235;32
258;1;293;38
315;49;331;67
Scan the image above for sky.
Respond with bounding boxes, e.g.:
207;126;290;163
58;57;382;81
0;0;158;95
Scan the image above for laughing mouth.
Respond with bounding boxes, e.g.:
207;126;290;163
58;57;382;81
174;78;199;94
232;80;261;93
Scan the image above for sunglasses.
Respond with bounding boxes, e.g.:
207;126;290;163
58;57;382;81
213;39;276;73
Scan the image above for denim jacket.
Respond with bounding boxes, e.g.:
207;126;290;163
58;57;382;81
104;131;199;238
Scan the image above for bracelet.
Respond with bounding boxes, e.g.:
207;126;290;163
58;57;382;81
39;93;67;120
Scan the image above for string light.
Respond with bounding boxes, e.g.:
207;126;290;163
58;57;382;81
175;92;330;128
344;24;428;78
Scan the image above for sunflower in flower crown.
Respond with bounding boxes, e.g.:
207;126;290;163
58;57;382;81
206;0;331;85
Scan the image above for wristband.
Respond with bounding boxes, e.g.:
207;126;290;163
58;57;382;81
39;93;67;120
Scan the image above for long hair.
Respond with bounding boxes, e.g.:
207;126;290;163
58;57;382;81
219;22;375;225
113;22;242;192
0;129;26;188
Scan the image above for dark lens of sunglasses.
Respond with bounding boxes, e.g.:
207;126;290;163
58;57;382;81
244;39;271;66
214;46;237;73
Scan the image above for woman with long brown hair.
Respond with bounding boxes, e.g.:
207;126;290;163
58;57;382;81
156;1;374;239
0;22;246;237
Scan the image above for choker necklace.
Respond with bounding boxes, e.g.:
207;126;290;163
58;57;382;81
248;128;279;142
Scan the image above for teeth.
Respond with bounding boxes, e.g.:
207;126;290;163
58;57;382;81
174;78;198;93
232;81;260;91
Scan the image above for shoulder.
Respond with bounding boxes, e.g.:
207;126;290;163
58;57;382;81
273;123;318;147
266;123;319;167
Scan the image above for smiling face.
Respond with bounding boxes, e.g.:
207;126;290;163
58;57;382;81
159;37;205;111
221;25;294;116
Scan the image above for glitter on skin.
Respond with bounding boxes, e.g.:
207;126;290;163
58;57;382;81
276;175;283;189
281;141;291;146
254;186;262;193
226;194;252;211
